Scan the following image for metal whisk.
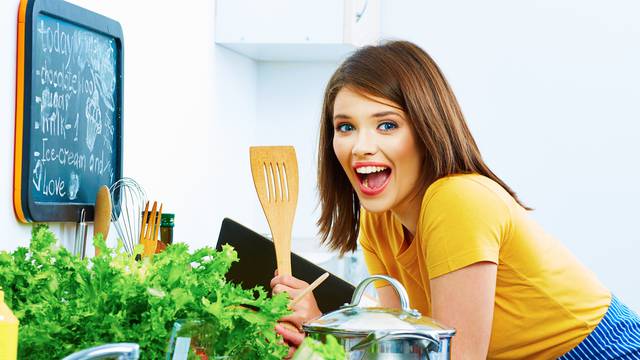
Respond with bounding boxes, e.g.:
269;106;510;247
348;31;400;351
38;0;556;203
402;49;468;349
109;177;147;255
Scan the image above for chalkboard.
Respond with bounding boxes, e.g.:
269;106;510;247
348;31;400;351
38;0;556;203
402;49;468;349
14;0;123;223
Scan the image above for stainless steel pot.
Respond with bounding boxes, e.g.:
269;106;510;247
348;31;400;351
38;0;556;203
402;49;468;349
303;275;455;360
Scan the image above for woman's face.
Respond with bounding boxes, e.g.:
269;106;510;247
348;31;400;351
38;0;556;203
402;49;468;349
332;87;423;214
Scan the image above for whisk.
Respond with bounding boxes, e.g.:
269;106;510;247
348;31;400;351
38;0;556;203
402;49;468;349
109;177;147;255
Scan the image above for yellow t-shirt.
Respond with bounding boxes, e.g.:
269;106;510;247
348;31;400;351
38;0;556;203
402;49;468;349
359;174;610;359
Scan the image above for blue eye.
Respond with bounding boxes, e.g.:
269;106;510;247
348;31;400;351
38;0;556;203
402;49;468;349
378;121;397;131
336;123;355;132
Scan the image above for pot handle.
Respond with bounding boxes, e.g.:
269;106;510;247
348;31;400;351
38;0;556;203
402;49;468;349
61;343;139;360
346;275;416;315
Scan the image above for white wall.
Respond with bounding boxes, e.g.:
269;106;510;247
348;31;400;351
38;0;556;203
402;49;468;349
379;0;640;308
0;0;30;251
254;62;338;239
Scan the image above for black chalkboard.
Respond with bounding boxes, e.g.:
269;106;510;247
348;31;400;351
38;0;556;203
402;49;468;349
14;0;123;223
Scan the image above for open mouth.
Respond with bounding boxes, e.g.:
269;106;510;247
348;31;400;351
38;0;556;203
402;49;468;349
355;165;392;194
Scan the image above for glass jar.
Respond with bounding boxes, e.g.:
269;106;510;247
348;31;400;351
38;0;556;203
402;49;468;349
160;213;175;245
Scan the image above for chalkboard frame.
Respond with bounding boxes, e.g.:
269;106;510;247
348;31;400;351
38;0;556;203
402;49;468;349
14;0;124;223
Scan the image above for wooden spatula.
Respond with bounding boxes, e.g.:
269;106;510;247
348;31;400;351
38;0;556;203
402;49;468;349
250;146;299;276
94;185;112;256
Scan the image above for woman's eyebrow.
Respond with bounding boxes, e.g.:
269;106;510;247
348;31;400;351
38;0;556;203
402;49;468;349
333;114;351;121
372;111;401;118
333;111;401;121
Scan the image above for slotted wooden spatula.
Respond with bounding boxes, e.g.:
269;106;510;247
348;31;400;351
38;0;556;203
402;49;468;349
250;146;299;276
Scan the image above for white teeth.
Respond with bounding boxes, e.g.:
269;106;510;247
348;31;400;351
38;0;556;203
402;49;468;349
356;166;388;174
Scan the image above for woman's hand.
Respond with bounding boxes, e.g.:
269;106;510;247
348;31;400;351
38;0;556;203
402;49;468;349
270;273;323;329
271;272;322;358
275;322;306;359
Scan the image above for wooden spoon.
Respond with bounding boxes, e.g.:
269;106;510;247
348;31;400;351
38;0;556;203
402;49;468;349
250;146;299;276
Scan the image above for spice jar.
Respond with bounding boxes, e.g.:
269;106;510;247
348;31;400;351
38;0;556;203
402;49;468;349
160;213;175;245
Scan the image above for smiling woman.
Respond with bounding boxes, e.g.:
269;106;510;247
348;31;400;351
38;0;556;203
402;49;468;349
270;40;640;360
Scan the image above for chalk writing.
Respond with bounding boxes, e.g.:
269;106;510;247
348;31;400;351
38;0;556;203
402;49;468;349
29;14;119;204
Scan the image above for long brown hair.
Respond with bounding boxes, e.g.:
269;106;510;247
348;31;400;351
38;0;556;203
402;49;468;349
317;40;529;255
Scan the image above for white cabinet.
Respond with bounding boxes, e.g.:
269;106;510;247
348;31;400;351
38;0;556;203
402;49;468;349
215;0;380;61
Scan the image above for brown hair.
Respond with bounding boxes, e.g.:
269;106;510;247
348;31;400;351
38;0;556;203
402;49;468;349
317;40;530;255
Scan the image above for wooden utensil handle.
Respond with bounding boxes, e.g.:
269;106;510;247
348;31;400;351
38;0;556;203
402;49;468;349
290;272;329;307
274;230;292;276
275;249;292;276
94;185;112;256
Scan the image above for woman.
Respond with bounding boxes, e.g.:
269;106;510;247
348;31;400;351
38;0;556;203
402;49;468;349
271;40;640;359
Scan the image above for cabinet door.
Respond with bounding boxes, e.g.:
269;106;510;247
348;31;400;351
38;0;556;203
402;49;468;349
216;0;344;44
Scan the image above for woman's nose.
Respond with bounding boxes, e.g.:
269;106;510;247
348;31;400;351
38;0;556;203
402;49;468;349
352;131;377;157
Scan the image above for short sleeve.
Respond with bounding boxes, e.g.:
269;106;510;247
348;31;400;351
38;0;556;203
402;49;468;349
421;177;510;279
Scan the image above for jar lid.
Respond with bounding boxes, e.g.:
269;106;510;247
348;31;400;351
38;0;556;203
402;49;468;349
303;275;455;339
161;213;175;227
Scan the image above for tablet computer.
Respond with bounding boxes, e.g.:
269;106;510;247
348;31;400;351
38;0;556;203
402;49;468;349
215;218;355;313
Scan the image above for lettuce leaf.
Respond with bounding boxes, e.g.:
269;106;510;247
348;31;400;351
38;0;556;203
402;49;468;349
292;335;346;360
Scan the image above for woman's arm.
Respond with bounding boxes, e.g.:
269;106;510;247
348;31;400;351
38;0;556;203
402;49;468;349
376;285;402;308
430;261;497;360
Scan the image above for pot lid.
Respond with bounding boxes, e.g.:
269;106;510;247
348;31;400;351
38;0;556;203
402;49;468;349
303;275;455;339
303;306;455;338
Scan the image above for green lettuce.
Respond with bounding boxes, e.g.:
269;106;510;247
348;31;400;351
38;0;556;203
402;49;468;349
0;225;290;359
